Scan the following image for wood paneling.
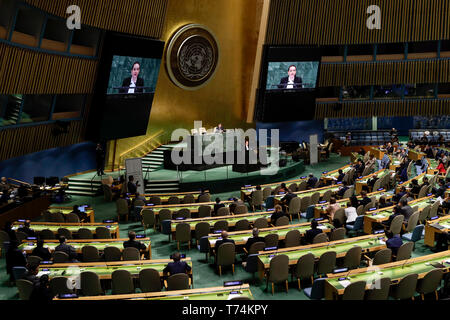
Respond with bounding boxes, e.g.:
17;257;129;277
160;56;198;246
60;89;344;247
0;121;84;161
319;59;447;86
0;43;98;94
25;0;167;39
315;99;450;119
266;0;450;45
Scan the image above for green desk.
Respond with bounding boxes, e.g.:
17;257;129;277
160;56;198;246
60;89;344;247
257;234;386;279
424;216;450;247
240;177;308;200
321;164;352;183
130;191;206;204
324;250;450;300
48;207;95;223
355;169;391;194
12;221;120;238
396;172;435;193
19;238;152;259
54;284;252;300
207;221;334;247
38;258;193;285
143;201;233;216
363;196;434;234
408;149;426;161
274;185;341;204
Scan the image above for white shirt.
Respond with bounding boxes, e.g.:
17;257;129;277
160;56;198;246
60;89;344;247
128;79;136;93
345;206;358;223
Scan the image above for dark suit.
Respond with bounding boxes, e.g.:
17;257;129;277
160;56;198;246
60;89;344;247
123;239;146;251
278;76;302;89
386;235;403;255
435;185;447;198
213;203;225;216
337;186;349;198
17;226;36;237
281;193;297;204
307;177;318;189
214;238;235;253
378;201;393;209
163;260;191;275
31;247;51;261
271;211;287;225
6;248;27;276
55;243;77;260
337;173;345;182
359;197;371;207
119;77;144;93
305;228;322;244
127;181;137;194
245;236;265;252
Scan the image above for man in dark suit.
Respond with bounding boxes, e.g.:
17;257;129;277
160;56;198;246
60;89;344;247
434;179;447;198
17;221;36;237
5;240;27;281
280;190;297;210
336;181;349;198
213;198;225;216
123;231;147;251
127;175;139;195
214;231;235;253
336;169;345;183
95;143;105;176
163;252;191;275
307;174;318;189
245;228;265;252
385;231;403;256
119;61;144;93
358;191;371;207
304;220;322;244
393;186;407;203
31;240;51;261
277;65;302;89
270;205;288;226
55;236;78;261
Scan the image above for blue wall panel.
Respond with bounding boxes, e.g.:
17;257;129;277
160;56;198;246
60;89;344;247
0;142;96;183
256;120;324;144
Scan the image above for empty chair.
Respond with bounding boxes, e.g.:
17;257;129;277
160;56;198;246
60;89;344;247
12;266;27;281
49;277;73;296
266;254;289;295
39;229;55;240
395;242;414;261
371;248;392;265
213;220;228;232
176;208;191;219
264;233;279;247
303;278;326;300
102;184;113;202
139;268;162;293
401;224;424;249
356;205;364;216
168;196;180;204
148;196;161;205
175;223;192;250
82;245;100;262
51;212;65;223
78;228;93;239
333;208;346;225
346;215;364;237
330;227;346;241
342;281;366;300
275;216;289;227
288;183;298;192
390;273;419;300
310;192;320;205
161;220;172;242
317;251;336;276
343;187;354;199
80;271;103;296
300;205;315;221
418;185;429;199
293;253;315;290
343;246;362;269
429;201;440;219
287;197;301;221
95;227;111;239
284;229;301;247
198;193;211;203
16;279;33;300
246;241;265;255
262;187;272;200
234;205;248;215
216;242;235;276
41;211;52;222
123;247;141;261
300;196;311;214
322;190;332;203
198;205;211;218
112;269;135;294
405;211;419;233
65;213;80;223
158;209;172;226
216;207;230;216
416;269;443;300
253;217;268;229
363;202;375;212
312;233;328;244
298;181;307;191
235;219;250;231
134;200;145;208
26;255;42;266
15;231;28;243
365;277;391;300
389;214;404;235
418;205;430;224
116;198;129;222
53;251;69;263
141;209;156;232
103;246;122;262
194;222;210;245
166;273;190;291
182;194;195;204
57;228;72;240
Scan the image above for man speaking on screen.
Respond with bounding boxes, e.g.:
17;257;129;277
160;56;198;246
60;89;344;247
278;65;302;89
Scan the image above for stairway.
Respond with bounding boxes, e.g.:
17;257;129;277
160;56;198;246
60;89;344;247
144;179;180;193
141;145;173;172
66;177;102;197
3;95;22;125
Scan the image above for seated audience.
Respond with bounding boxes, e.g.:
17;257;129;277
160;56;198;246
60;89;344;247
270;205;288;226
163;252;192;275
378;196;393;209
326;197;341;221
17;220;36;237
55;236;78;262
245;228;265;252
31;240;51;261
214;231;235;253
5;240;27;281
123;231;147;251
344;201;358;225
213;198;225;216
385;230;403;256
304;220;322;244
306;174;318;189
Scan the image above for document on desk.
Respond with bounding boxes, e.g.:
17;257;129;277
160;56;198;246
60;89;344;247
338;280;352;288
317;225;327;230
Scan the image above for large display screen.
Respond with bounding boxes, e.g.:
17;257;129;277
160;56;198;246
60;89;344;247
106;55;161;95
265;61;319;90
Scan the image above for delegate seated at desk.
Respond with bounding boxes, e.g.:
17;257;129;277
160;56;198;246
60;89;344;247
123;231;147;251
163;252;191;275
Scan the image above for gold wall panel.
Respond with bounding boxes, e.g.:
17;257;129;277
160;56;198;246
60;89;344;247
266;0;450;45
0;43;98;94
0;121;84;161
25;0;167;38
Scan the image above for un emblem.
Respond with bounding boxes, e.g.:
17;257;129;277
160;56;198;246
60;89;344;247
166;24;219;90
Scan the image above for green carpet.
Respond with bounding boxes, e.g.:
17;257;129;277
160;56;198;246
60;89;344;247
0;154;436;300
